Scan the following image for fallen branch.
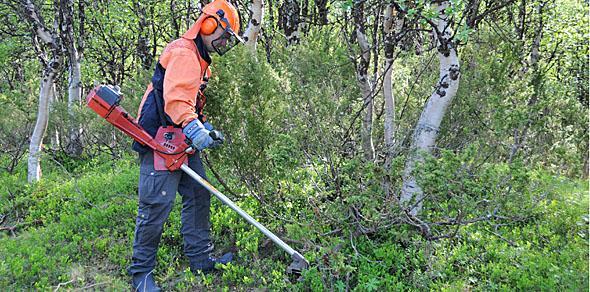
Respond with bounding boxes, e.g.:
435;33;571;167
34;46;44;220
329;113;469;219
0;225;17;237
0;219;43;236
54;279;74;291
404;210;433;239
485;228;518;247
430;210;464;240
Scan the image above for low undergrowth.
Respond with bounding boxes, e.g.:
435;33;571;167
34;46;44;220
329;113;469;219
0;152;587;290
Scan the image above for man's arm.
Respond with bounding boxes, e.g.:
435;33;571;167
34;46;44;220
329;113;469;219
161;48;202;127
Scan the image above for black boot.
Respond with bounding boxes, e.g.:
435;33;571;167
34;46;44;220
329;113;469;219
132;271;161;292
190;252;233;273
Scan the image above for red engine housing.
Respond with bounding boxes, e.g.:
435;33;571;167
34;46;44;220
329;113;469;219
86;85;194;171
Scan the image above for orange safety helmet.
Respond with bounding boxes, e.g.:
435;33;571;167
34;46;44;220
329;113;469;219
201;0;240;35
183;0;241;39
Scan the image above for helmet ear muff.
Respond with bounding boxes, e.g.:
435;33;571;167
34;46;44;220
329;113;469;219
200;16;218;35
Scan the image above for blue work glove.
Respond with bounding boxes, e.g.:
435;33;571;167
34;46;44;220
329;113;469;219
183;119;224;151
203;121;214;131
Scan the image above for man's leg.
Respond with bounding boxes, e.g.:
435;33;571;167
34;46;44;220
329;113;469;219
178;152;232;271
128;151;181;278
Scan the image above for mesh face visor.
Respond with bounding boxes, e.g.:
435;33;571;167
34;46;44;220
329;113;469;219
211;12;245;56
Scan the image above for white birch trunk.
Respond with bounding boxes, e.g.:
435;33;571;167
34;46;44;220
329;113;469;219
356;28;375;161
22;0;63;182
383;60;394;150
59;0;84;156
359;77;374;162
28;67;59;182
383;5;395;154
400;1;461;215
49;83;60;149
67;58;81;109
382;4;399;198
351;1;374;161
244;0;264;51
66;56;83;156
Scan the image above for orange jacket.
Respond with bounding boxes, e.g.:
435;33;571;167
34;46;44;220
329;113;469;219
138;16;212;128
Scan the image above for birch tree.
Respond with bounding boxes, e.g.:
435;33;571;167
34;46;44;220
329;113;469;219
278;0;300;45
134;1;153;70
314;0;328;25
58;0;84;157
382;3;404;198
18;0;63;182
352;0;375;161
244;0;264;51
400;1;461;215
398;0;515;215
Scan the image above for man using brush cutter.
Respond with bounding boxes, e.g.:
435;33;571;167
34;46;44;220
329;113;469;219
128;0;243;290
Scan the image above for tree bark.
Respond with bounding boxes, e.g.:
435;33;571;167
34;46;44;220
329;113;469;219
264;0;275;61
466;0;481;27
66;58;83;155
314;0;328;25
48;82;60;149
382;4;402;198
28;67;59;182
135;1;153;70
353;0;374;161
244;0;264;51
278;0;300;46
21;0;64;182
170;0;180;38
400;1;461;215
59;0;84;157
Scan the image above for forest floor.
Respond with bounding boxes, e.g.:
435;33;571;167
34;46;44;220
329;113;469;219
0;154;588;290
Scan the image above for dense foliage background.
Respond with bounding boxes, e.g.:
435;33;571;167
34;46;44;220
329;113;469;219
0;0;588;290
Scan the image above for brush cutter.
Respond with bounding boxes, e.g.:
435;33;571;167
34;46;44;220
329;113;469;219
86;84;309;276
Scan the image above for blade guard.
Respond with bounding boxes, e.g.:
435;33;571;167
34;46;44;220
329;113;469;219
86;85;194;171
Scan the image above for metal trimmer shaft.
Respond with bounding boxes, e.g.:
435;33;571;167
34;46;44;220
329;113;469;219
180;164;309;275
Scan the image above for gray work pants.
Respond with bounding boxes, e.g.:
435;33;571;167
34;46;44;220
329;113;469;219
128;151;213;275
